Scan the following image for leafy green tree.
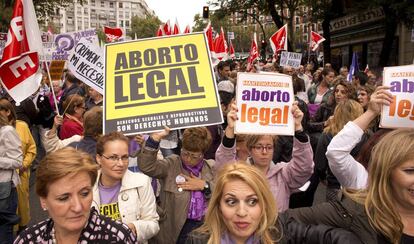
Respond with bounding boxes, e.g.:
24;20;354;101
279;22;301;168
361;0;414;67
1;0;82;32
130;14;162;39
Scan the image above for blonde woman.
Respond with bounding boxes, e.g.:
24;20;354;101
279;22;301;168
187;163;279;244
314;99;364;201
283;128;414;244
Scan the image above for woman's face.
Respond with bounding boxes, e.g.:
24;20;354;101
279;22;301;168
390;159;414;212
40;171;93;235
180;148;203;166
323;72;335;85
249;136;274;168
73;103;86;119
96;140;129;182
357;90;370;108
334;84;348;103
220;179;262;243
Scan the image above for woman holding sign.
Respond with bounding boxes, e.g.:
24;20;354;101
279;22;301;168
137;127;215;244
326;86;394;189
215;102;314;212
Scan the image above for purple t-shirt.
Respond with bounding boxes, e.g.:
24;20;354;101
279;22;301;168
99;181;122;220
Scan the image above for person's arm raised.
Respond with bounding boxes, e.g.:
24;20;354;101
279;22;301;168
353;86;393;130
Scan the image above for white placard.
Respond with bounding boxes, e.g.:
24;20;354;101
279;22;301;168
380;65;414;129
52;29;99;60
68;38;104;94
227;31;235;40
280;51;302;68
235;72;294;135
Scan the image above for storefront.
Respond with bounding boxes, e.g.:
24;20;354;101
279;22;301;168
329;8;411;73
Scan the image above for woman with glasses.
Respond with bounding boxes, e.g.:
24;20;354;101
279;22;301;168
93;132;159;243
14;147;136;244
59;94;86;140
137;127;215;244
215;102;314;212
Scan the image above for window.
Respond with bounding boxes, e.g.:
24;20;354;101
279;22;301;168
119;2;123;8
101;1;104;7
91;0;95;6
295;17;299;24
120;20;124;26
126;20;129;27
295;26;299;32
110;2;114;8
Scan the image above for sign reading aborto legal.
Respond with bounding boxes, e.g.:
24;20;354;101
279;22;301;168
235;73;294;135
380;64;414;129
104;32;223;135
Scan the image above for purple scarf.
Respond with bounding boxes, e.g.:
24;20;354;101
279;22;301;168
220;232;259;244
182;158;206;221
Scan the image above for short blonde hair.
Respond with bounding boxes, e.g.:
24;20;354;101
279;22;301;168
195;163;279;244
36;147;98;198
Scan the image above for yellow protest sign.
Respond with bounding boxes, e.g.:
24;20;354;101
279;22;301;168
104;33;223;135
49;60;66;81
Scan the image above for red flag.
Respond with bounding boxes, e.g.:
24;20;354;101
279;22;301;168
269;24;288;54
163;20;171;36
0;0;43;103
214;27;228;61
104;26;124;42
204;21;214;53
364;64;369;74
183;25;191;34
247;33;258;70
156;25;164;36
173;18;180;35
229;40;235;59
310;31;325;51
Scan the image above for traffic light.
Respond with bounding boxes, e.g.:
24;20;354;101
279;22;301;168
203;6;209;19
260;40;267;60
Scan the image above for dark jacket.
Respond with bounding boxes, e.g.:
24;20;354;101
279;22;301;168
283;193;378;244
307;102;335;133
185;217;363;244
67;136;97;161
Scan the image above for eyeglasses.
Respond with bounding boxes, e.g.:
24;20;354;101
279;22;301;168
252;145;274;152
181;150;203;161
101;154;129;163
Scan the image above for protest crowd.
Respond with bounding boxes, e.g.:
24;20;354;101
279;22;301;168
1;1;414;243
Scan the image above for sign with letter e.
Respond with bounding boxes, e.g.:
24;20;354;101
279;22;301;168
235;73;294;135
104;32;223;135
380;65;414;129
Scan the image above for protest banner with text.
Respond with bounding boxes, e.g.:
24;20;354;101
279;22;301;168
52;29;98;60
279;51;302;68
381;64;414;129
49;60;66;81
68;38;104;94
235;72;294;135
104;32;223;135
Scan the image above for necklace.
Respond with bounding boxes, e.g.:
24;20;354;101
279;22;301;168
51;227;57;244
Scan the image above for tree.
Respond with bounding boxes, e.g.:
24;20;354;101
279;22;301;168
130;14;162;39
1;0;83;32
360;0;414;67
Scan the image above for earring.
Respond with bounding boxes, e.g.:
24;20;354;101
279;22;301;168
43;207;47;211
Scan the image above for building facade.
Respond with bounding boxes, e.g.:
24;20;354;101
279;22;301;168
329;8;413;71
48;0;154;35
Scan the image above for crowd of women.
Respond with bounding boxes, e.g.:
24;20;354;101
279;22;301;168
0;59;413;244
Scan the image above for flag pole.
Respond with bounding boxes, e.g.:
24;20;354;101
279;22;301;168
44;61;60;116
307;24;311;64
